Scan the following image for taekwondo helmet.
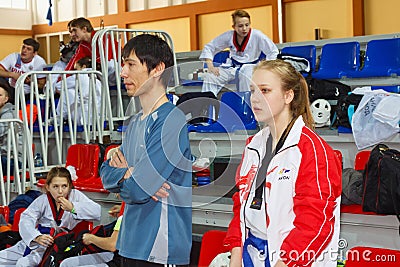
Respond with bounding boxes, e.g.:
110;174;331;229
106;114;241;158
311;99;331;127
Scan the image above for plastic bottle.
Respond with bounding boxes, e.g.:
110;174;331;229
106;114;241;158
34;153;43;168
34;153;43;177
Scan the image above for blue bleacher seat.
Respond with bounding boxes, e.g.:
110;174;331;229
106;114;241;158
181;51;265;88
347;38;400;78
371;85;400;93
212;50;230;67
281;45;317;72
312;41;360;79
187;91;257;133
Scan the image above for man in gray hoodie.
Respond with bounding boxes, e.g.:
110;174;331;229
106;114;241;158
0;78;22;175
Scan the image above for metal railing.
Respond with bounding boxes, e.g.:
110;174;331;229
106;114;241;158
91;28;179;132
0;118;34;205
14;70;103;178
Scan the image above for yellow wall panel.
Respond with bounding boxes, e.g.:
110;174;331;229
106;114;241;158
285;0;352;42
365;0;400;35
128;17;190;52
198;6;273;49
0;35;31;60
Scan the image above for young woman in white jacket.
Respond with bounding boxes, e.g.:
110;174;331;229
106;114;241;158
225;59;342;267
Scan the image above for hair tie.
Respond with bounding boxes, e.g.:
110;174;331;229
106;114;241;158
65;165;78;181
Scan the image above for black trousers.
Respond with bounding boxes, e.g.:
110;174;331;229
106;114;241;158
107;254;189;267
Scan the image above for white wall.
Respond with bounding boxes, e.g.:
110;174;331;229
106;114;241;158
33;0;117;25
0;7;32;29
0;0;206;29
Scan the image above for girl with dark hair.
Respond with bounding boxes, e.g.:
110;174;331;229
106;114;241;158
0;166;101;267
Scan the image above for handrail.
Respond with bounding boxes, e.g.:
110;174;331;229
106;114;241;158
0;118;33;205
14;70;103;179
91;28;179;131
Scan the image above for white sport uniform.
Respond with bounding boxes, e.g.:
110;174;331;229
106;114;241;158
0;53;47;94
0;190;101;267
199;29;278;95
59;216;122;267
54;68;102;125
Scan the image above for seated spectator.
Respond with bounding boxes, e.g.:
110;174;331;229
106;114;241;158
59;215;123;267
64;17;117;86
55;57;101;126
0;78;22;175
49;40;79;89
0;38;47;96
0;166;101;267
199;9;278;96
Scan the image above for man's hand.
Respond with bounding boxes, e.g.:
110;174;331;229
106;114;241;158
151;182;170;202
109;148;133;179
9;72;20;81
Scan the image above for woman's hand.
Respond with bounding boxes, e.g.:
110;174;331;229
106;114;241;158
58;196;73;212
35;234;54;247
275;259;288;267
229;247;242;267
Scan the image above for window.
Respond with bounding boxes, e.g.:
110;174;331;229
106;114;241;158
0;0;27;9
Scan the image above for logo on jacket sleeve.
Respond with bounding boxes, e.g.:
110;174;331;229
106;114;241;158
278;168;291;180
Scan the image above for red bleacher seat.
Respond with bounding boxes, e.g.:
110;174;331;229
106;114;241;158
198;230;228;267
0;205;10;222
333;149;343;168
12;207;26;232
37;144;101;188
346;246;400;266
354;150;371;171
341;150;375;215
76;144;120;193
66;144;100;181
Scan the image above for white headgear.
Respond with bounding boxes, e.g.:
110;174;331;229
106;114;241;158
311;99;331;127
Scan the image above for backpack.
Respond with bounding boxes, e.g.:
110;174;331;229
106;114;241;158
0;230;21;250
38;220;117;267
38;231;84;267
335;93;363;128
341;168;363;205
277;53;310;74
8;190;42;224
362;144;400;231
306;77;351;103
176;92;219;124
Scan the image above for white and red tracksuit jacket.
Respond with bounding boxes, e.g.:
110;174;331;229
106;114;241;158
225;116;342;267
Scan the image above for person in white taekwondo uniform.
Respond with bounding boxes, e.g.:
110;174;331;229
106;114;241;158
199;9;279;96
0;166;101;267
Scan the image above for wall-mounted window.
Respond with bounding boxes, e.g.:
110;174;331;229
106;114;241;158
0;0;27;9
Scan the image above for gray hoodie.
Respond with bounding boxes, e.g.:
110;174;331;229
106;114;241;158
0;102;22;160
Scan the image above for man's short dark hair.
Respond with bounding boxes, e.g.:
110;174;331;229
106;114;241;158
122;34;174;87
23;38;40;52
69;17;94;32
